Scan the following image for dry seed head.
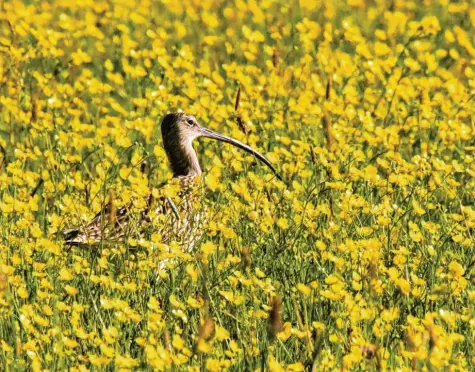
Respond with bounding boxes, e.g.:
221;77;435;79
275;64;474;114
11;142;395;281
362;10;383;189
241;246;251;270
236;115;248;135
234;85;241;112
109;189;116;226
322;77;333;151
0;145;5;170
268;295;283;338
428;323;437;350
292;295;304;330
325;77;331;100
164;328;172;351
234;86;248;134
272;48;280;67
405;328;417;350
310;145;317;165
0;272;7;292
16;334;21;355
198;317;215;341
31;96;38;123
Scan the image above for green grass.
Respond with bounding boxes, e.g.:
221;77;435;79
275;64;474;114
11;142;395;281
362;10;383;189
0;0;474;370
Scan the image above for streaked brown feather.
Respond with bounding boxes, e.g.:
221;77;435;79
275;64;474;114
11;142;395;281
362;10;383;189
63;112;280;247
64;176;201;246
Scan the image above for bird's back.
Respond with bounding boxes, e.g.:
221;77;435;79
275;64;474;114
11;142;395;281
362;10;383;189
63;176;203;247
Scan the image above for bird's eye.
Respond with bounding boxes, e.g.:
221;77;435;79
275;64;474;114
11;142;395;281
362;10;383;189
187;119;194;126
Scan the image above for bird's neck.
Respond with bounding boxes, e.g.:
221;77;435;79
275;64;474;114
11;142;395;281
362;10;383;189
167;142;202;178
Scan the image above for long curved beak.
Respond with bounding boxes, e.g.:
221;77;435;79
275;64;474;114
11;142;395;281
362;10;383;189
199;127;282;181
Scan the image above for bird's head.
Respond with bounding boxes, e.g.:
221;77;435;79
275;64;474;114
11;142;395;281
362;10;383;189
161;112;202;148
161;112;282;181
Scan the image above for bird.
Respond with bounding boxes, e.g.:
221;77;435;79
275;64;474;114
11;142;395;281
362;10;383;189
63;112;281;247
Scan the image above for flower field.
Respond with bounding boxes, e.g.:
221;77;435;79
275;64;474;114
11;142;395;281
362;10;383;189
1;0;475;370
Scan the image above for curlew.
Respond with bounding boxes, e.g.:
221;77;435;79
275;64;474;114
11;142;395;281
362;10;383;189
64;112;281;247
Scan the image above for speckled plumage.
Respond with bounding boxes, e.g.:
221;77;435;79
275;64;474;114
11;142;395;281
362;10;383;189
63;112;280;247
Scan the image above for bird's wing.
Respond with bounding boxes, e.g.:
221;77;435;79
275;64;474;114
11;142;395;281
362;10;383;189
63;202;130;245
62;178;189;246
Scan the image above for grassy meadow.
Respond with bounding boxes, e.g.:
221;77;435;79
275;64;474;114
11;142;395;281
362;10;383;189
1;0;475;370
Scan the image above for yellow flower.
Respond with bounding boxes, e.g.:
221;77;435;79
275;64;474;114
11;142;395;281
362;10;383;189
205;358;221;372
17;286;28;299
71;49;92;65
268;355;286;372
215;325;230;341
172;334;184;351
288;362;305;371
59;268;74;281
89;355;111;366
448;261;464;278
277;218;289;229
200;241;217;264
297;283;311;296
115;354;139;368
64;285;79;296
412;199;426;215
